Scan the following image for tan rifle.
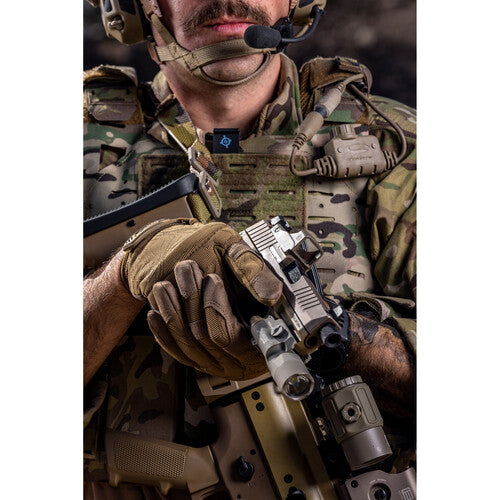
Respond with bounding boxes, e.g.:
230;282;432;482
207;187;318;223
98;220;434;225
85;186;416;499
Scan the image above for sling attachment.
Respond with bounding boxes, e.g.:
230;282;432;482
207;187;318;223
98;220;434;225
188;146;223;218
105;430;219;495
155;110;223;219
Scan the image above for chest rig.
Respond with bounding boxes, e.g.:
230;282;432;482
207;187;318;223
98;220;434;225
84;56;379;298
84;56;408;486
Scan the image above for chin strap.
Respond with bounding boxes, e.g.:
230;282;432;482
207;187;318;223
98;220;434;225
148;14;273;86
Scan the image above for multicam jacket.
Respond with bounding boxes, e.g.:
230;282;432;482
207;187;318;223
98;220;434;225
84;54;416;495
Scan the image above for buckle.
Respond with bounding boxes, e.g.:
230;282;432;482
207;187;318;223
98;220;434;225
187;146;222;218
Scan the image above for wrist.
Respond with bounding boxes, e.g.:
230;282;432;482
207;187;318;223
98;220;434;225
85;249;145;304
84;249;145;386
342;310;415;407
112;249;146;303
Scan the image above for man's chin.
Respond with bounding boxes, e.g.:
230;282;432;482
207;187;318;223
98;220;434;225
201;53;265;83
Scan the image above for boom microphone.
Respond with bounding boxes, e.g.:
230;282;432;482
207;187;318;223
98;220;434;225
244;6;325;51
244;25;282;49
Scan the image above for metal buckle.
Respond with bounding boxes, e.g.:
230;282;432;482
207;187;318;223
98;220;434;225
188;146;222;218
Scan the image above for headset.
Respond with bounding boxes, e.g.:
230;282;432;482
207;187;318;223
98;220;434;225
91;1;328;46
88;0;328;85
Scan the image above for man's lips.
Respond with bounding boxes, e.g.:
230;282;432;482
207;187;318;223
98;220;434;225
203;18;255;35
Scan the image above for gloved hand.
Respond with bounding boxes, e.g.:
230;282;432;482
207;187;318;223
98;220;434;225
121;218;283;380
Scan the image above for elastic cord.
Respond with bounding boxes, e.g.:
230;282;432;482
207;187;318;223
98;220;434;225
194;51;273;87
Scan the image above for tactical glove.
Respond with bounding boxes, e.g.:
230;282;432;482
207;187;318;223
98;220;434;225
121;218;283;380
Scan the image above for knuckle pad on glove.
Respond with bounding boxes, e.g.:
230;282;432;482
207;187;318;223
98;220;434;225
150;281;182;324
173;261;206;332
226;243;283;305
203;274;241;347
147;309;166;339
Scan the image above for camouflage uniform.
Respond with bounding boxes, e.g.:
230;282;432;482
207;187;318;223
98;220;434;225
84;53;416;498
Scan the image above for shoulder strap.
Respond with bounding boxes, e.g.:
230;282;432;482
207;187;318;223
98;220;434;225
154;108;223;219
83;65;144;125
299;56;373;115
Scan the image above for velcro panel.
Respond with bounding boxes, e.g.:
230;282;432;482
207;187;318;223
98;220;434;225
213;153;308;233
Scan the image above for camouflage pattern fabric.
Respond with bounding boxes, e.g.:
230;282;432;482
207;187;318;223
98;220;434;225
84;53;416;492
362;95;416;350
84;66;172;219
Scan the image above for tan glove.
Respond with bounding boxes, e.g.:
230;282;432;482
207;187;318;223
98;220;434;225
122;218;283;380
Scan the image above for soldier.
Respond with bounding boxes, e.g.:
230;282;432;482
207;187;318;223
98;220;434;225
84;1;416;498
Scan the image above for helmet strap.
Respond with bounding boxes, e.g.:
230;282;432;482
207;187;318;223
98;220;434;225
148;14;273;86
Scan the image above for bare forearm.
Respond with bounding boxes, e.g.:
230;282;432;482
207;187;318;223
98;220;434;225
84;249;144;386
342;311;416;418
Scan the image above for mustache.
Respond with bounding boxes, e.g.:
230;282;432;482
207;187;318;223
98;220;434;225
182;0;272;35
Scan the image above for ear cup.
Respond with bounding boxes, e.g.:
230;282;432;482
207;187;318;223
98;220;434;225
100;0;151;45
291;0;328;26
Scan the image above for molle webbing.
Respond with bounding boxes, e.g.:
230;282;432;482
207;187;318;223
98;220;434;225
304;174;375;297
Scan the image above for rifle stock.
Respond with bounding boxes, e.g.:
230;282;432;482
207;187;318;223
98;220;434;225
84;193;416;498
83;173;198;270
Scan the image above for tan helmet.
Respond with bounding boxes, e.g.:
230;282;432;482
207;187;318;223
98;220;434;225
87;0;328;85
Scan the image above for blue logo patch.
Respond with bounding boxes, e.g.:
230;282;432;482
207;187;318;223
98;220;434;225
220;135;232;149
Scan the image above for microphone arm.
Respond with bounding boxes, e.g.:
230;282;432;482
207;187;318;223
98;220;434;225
281;6;324;45
244;6;325;51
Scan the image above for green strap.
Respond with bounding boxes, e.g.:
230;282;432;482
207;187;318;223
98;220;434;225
156;109;223;218
156;111;214;172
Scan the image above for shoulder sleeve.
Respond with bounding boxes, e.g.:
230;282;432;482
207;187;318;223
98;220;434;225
83;65;143;125
354;97;417;352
